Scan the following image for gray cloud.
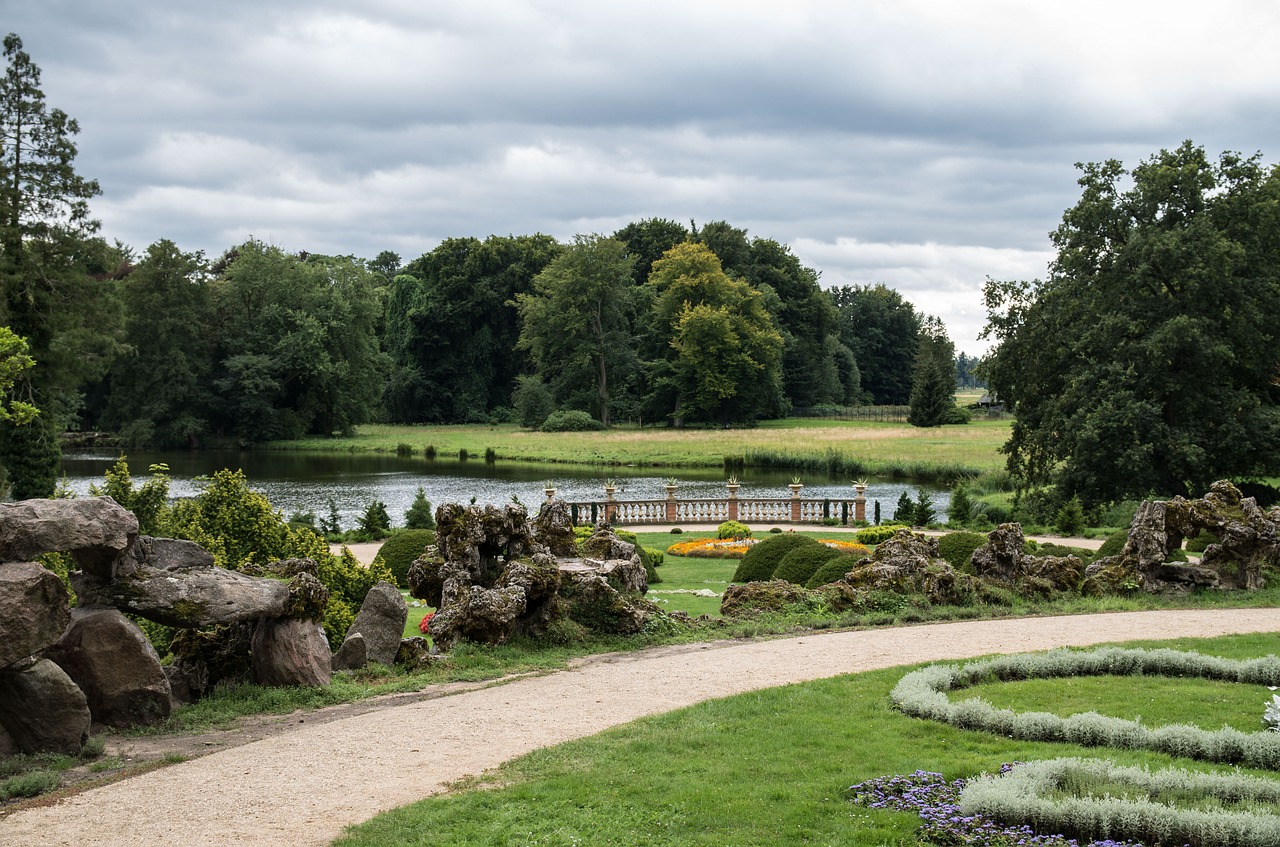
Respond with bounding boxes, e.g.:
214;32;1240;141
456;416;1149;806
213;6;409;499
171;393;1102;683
9;1;1279;355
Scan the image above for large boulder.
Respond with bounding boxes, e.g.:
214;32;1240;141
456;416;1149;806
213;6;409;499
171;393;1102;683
0;497;137;579
73;563;294;628
0;561;72;668
971;523;1083;596
720;579;810;618
44;607;171;727
251;618;332;688
332;581;407;669
558;571;654;634
428;580;528;651
0;658;91;755
969;523;1024;583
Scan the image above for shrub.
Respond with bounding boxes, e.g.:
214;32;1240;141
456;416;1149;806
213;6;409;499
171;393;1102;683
1034;542;1096;564
772;543;841;586
805;554;862;588
512;375;555;429
717;520;751;540
1097;529;1129;558
732;534;821;582
372;529;437;587
854;524;910;545
948;484;974;526
670;527;683;534
913;489;937;526
936;531;988;570
1054;495;1086;535
893;491;915;525
639;547;663;585
403;487;436;530
540;410;606;432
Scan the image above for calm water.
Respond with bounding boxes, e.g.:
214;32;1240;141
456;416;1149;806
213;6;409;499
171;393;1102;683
60;450;949;531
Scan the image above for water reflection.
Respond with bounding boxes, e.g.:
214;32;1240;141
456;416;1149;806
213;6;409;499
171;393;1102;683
60;450;949;531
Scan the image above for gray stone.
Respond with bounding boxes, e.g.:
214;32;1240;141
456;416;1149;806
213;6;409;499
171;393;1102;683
251;618;332;687
72;562;293;628
395;637;440;671
330;632;368;671
0;496;137;579
44;607;171;727
533;498;577;557
337;581;407;667
0;658;91;755
0;561;72;669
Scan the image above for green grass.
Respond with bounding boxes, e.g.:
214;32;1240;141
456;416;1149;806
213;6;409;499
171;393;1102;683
334;633;1280;847
265;418;1013;477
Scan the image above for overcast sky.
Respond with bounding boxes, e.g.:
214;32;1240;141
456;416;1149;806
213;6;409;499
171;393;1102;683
10;1;1279;355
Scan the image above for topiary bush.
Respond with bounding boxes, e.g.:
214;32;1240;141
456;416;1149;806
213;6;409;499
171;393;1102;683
936;531;988;570
732;534;822;583
772;543;841;586
854;524;910;545
372;529;437;587
717;520;752;540
540;410;606;432
805;554;862;588
639;546;663;585
1096;529;1129;558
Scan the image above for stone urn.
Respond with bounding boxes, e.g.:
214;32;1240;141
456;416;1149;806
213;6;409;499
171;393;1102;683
543;487;556;501
788;482;803;496
726;483;740;497
663;484;678;498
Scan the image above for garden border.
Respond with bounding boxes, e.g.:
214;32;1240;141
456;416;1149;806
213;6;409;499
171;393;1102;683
890;647;1280;769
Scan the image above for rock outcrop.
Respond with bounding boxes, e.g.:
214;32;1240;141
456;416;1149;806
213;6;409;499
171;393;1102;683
844;530;974;605
0;560;72;668
1084;481;1279;593
251;619;332;688
970;523;1083;596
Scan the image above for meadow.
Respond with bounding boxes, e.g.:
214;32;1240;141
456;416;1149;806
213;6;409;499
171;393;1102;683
272;418;1013;479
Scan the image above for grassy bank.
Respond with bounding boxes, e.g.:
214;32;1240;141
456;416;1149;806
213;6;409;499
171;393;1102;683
334;632;1280;847
268;419;1012;480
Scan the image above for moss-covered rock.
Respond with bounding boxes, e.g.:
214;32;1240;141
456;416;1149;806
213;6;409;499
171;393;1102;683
719;579;811;618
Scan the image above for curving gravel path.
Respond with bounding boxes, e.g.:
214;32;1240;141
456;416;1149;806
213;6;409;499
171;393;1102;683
4;608;1280;847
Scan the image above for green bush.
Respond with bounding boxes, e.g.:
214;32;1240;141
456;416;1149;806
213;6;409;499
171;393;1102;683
1034;542;1096;564
804;554;862;588
1186;531;1220;553
357;500;392;539
1054;495;1087;535
732;534;821;583
772;543;841;586
372;529;437;587
936;531;988;570
403;487;435;530
639;546;663;585
854;524;910;545
540;410;606;432
948;484;974;526
1097;529;1129;558
717;520;751;540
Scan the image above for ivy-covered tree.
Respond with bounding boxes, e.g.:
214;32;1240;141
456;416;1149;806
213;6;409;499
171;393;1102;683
982;142;1280;503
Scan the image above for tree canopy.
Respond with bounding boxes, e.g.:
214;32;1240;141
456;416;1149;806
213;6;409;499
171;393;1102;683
982;141;1280;503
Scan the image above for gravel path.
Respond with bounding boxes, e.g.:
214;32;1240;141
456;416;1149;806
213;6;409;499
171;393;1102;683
5;608;1279;847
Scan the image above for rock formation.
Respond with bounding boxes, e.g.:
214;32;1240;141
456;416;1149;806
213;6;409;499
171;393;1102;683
843;530;974;605
970;523;1083;596
331;581;407;670
1085;481;1279;593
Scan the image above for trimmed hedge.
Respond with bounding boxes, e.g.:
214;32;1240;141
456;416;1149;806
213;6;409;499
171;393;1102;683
962;757;1280;847
772;543;841;586
372;529;436;587
936;531;988;570
732;534;822;583
855;524;910;545
805;554;862;589
1096;529;1128;558
540;410;606;432
891;647;1280;770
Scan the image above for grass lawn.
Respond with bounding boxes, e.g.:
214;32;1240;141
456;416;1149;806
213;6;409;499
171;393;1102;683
267;418;1013;477
334;632;1280;847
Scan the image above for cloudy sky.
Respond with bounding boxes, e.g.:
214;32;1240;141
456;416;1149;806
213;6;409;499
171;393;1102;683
10;1;1279;354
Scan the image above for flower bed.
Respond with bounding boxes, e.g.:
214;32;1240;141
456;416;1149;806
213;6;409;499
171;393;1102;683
667;536;870;560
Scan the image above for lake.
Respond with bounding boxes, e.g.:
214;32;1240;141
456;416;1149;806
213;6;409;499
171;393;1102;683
59;449;950;531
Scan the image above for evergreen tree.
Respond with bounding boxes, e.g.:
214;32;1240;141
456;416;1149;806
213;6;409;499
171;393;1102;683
913;489;937;526
908;317;957;427
1054;495;1086;536
948;484;973;526
893;491;916;525
404;487;435;530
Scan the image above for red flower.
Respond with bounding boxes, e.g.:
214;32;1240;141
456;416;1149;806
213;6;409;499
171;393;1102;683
419;612;434;634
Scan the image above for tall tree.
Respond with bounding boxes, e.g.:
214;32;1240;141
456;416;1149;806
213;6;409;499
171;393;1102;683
515;235;638;426
385;235;561;422
612;218;689;284
982;142;1280;503
0;33;117;494
829;284;922;405
101;240;215;447
644;242;784;424
907;316;956;427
